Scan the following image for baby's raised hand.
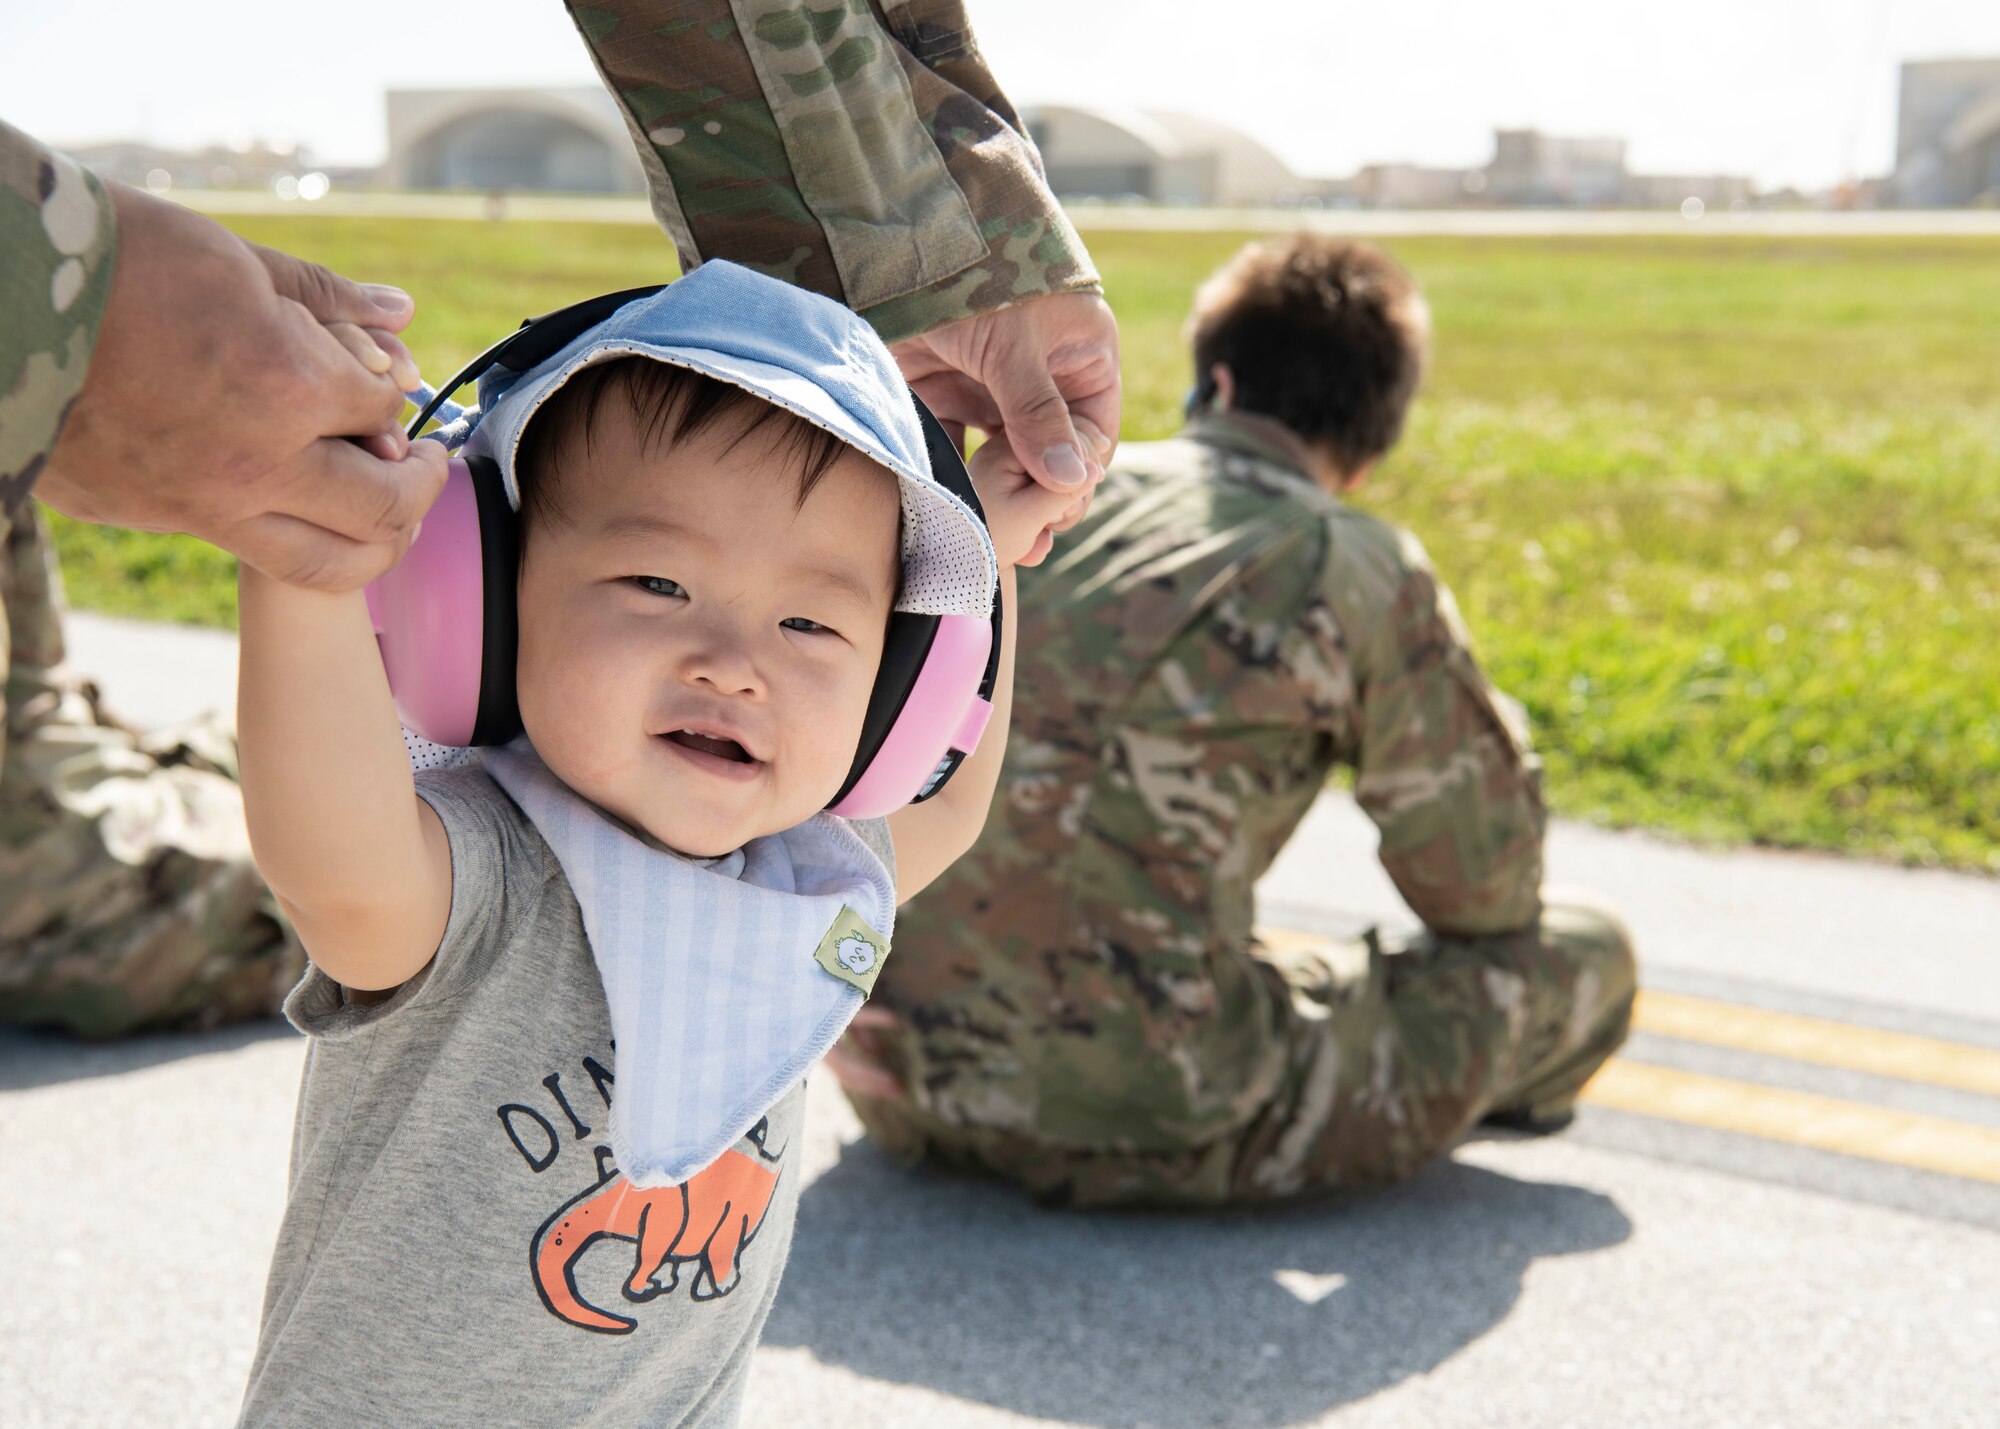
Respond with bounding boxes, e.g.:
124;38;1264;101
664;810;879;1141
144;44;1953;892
968;429;1087;568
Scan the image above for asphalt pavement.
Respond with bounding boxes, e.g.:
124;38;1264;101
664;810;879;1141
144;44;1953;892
4;612;1996;1428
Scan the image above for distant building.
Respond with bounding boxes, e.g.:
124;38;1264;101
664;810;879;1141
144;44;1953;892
1025;114;1751;211
382;88;646;193
1891;58;2000;206
1349;129;1751;210
1353;163;1483;209
1625;171;1757;209
1022;106;1305;206
1486;129;1627;205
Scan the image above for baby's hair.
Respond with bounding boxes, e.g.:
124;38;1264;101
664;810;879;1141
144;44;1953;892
514;358;853;536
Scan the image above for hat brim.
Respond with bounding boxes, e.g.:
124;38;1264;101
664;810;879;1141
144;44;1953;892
475;339;994;620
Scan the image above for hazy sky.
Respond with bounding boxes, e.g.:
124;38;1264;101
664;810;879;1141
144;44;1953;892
6;1;2000;191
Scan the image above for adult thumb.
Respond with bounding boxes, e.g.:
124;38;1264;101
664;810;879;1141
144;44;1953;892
252;242;416;332
988;352;1093;492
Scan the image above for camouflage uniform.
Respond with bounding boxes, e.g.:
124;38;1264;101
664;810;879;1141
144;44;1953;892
0;7;1096;1037
0;119;296;1038
569;0;1100;339
848;410;1638;1208
1;118;116;515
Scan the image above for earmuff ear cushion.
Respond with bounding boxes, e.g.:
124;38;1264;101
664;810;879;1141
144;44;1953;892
826;396;1004;813
465;455;523;746
828;613;938;810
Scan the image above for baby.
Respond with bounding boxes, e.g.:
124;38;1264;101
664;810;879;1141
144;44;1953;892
231;264;1071;1427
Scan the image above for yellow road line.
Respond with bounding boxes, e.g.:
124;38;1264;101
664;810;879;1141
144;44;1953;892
1580;1061;2000;1184
1631;990;2000;1099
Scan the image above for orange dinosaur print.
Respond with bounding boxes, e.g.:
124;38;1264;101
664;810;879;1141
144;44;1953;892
530;1148;782;1334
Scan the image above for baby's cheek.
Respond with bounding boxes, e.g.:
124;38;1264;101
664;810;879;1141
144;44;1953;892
795;664;876;796
521;633;626;785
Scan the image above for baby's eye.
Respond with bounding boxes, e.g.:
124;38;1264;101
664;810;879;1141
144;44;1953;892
780;616;833;635
632;576;686;598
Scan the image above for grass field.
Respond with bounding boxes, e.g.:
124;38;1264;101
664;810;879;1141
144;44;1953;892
47;218;2000;870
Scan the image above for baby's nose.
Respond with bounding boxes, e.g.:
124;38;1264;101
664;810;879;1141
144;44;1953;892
678;629;763;695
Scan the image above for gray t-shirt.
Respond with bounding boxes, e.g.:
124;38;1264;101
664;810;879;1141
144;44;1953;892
241;767;888;1428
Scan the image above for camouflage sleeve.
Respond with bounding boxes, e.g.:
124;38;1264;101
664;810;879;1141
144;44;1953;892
1342;531;1547;938
0;119;119;517
564;0;1100;343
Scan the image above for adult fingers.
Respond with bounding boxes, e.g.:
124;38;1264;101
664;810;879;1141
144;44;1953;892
1070;413;1116;468
1046;293;1124;468
324;321;394;377
354;430;410;462
900;366;1004;436
986;347;1093;493
326;323;421;395
269;433;449;560
252;241;415;332
362;328;422;392
280;306;415;437
221;510;409;591
1056;366;1122;474
1041;414;1110;537
305;319;419;412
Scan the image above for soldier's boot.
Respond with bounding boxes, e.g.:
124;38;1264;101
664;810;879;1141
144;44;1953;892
1478;898;1638;1130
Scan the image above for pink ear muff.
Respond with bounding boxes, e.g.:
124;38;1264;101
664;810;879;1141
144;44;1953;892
381;302;997;808
826;613;994;819
367;444;991;808
365;457;496;747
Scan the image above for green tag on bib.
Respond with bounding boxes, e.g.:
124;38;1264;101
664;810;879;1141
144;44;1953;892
813;906;890;996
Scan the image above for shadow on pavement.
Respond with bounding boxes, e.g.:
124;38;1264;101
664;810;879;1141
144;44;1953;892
0;1018;294;1092
767;1138;1630;1428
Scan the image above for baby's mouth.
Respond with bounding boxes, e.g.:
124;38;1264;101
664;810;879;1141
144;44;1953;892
664;729;755;764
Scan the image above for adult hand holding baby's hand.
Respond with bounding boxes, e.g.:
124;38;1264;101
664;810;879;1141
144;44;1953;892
890;290;1120;506
38;182;447;592
968;425;1091;568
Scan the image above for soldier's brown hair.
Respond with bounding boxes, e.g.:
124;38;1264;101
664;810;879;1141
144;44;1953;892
514;358;851;536
1186;235;1431;476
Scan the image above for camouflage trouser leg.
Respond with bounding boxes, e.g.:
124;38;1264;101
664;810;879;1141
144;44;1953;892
848;900;1635;1209
0;505;302;1039
1216;901;1637;1201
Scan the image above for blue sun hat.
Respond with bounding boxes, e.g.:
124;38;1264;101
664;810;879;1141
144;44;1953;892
461;259;995;619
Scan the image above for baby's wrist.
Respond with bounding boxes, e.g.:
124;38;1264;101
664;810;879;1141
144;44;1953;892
239;566;372;641
241;561;360;604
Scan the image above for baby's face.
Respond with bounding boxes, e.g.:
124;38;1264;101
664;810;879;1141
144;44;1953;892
514;393;900;857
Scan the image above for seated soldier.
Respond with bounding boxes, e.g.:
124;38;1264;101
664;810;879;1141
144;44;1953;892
835;233;1638;1208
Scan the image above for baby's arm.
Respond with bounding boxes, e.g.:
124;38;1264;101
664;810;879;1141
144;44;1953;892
237;568;452;991
885;435;1073;902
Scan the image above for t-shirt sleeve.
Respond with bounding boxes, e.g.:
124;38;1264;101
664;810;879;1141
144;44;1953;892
848;814;897;893
285;767;551;1038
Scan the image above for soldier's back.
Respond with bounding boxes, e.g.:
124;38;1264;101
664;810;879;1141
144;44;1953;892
878;421;1423;1156
1004;421;1418;919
